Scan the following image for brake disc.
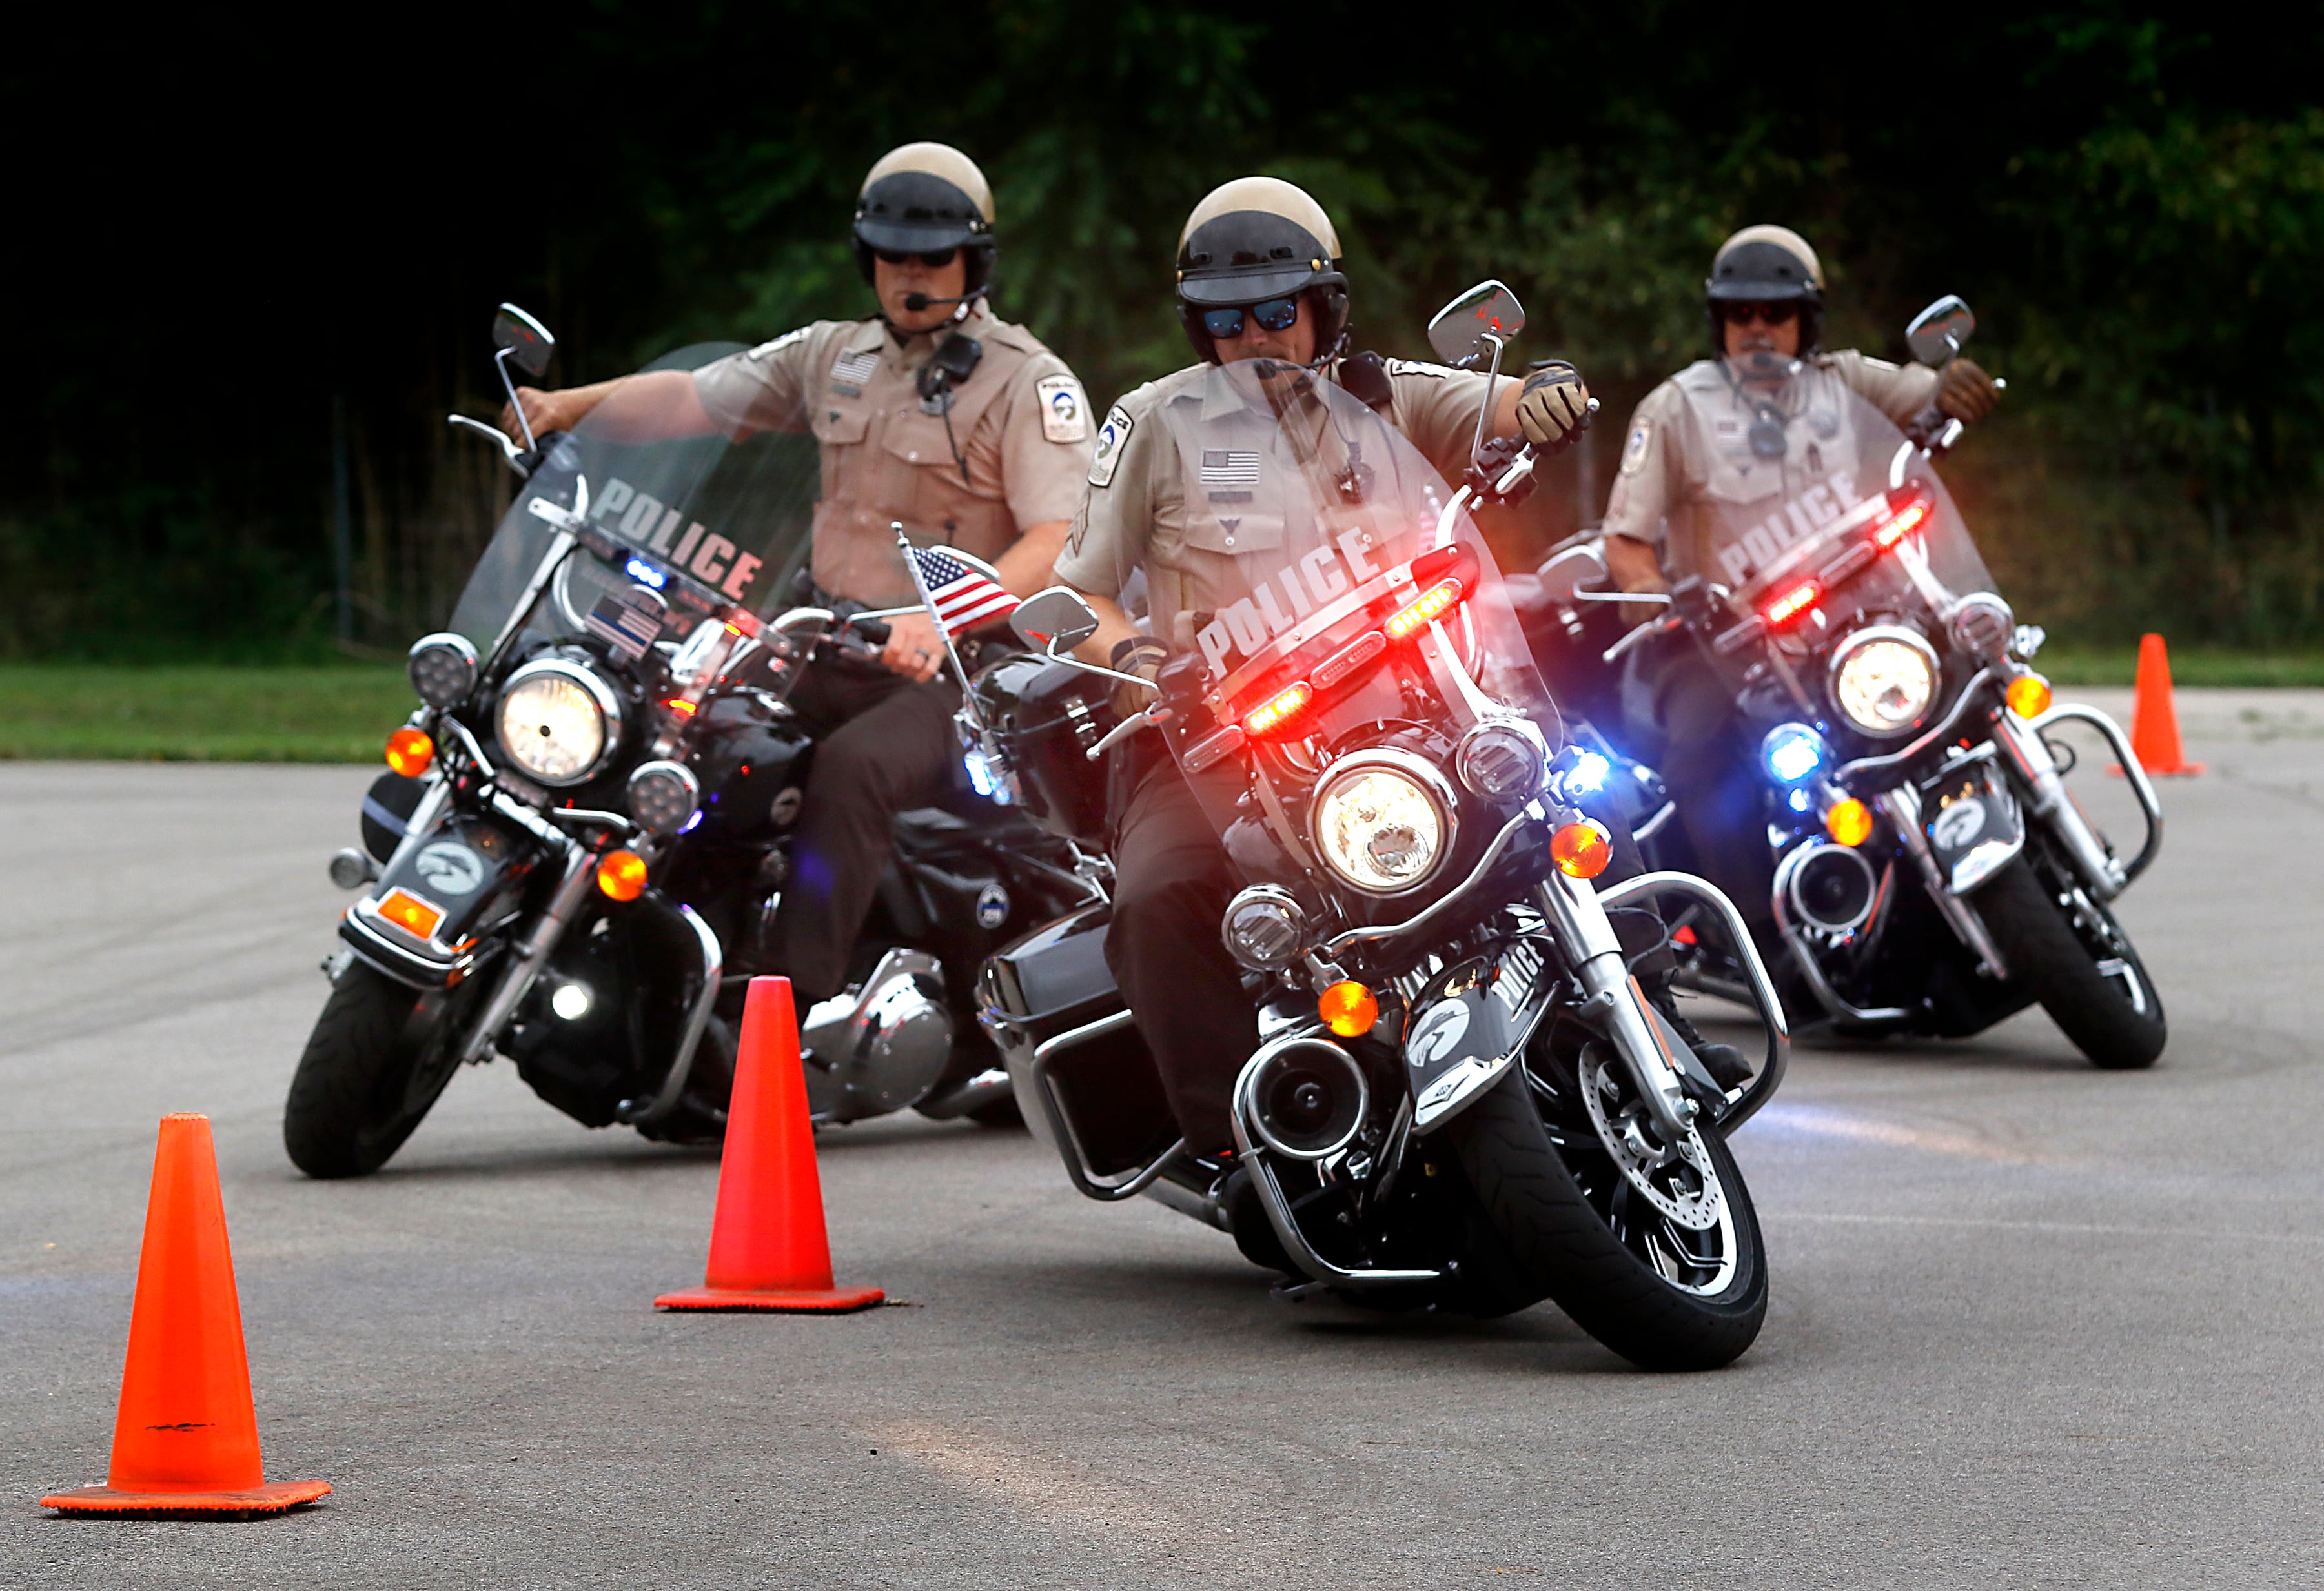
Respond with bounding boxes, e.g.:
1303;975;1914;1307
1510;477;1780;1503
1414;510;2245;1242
1578;1047;1725;1231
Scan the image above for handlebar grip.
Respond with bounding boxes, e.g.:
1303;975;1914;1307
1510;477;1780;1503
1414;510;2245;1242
853;618;892;646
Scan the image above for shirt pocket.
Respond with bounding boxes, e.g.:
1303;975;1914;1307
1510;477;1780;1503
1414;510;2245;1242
1183;508;1285;558
811;404;870;447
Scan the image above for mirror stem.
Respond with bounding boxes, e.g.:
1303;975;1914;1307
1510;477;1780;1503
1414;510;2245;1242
495;347;538;453
1469;334;1506;469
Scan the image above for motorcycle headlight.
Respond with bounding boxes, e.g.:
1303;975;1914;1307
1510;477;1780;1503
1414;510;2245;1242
407;632;479;709
1829;627;1940;738
496;658;622;785
1309;751;1457;897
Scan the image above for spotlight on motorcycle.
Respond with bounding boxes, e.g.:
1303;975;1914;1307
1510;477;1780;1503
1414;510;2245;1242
1455;718;1548;798
406;632;480;709
626;760;701;836
1222;886;1310;971
551;981;594;1021
1236;1037;1369;1161
1760;724;1829;785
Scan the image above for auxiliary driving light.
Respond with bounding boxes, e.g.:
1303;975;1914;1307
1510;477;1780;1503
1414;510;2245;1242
1550;820;1612;879
1824;797;1875;847
1222;886;1311;971
1455;718;1549;799
626;760;702;836
551;982;595;1021
406;632;480;709
1760;723;1828;785
1317;980;1380;1039
596;849;649;901
2005;673;2052;720
384;727;435;778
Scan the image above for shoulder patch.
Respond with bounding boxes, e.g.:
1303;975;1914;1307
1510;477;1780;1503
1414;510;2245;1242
1383;358;1449;379
1088;404;1133;487
746;327;811;363
1035;374;1089;444
1620;419;1653;476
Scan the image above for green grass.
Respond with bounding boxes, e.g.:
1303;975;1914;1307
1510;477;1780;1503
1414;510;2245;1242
2033;647;2324;688
0;665;418;762
1;652;2320;764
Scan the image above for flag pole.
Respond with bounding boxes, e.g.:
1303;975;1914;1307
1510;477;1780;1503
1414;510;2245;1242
893;522;980;702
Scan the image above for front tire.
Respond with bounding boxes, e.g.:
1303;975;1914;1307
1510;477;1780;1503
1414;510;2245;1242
1970;858;2166;1070
283;961;473;1177
1446;1063;1766;1371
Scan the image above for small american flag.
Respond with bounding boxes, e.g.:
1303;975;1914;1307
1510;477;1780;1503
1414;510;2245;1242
905;545;1021;636
1200;449;1261;488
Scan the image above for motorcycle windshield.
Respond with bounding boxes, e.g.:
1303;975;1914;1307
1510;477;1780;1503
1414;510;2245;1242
447;341;822;662
1693;374;1992;643
1151;360;1560;899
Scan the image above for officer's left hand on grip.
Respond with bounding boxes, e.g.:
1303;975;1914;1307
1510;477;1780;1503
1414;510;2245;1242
1516;361;1593;449
1936;358;2001;423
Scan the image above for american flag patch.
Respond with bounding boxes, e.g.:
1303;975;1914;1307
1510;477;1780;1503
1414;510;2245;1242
584;586;668;664
904;545;1021;637
831;347;882;389
1200;449;1261;488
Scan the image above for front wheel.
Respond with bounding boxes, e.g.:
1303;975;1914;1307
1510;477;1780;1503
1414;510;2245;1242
1445;1054;1766;1371
1970;858;2166;1070
283;961;475;1177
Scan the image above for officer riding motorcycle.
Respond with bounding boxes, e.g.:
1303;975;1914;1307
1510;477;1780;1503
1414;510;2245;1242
1596;225;2001;958
503;141;1094;1023
1050;175;1596;1241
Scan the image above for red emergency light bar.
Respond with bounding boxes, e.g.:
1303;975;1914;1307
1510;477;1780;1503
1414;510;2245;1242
1242;679;1314;740
1761;578;1823;630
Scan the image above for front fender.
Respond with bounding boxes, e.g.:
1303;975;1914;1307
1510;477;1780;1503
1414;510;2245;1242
341;811;543;988
1405;938;1560;1134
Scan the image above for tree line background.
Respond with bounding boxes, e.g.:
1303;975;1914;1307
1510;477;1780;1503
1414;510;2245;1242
8;3;2320;660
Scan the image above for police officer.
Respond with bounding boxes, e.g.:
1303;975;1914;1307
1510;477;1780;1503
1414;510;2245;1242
1599;224;2001;951
504;143;1094;1009
1052;176;1593;1167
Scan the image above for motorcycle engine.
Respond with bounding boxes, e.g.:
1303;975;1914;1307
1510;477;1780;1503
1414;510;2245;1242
799;949;955;1122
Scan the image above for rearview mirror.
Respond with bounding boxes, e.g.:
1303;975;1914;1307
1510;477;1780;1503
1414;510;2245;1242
1537;542;1611;604
494;303;556;377
1010;586;1101;653
1427;280;1527;367
1906;296;1975;367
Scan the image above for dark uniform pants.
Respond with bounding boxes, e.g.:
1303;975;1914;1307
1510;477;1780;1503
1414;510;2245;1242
1104;758;1254;1157
768;655;957;1006
1642;651;1780;945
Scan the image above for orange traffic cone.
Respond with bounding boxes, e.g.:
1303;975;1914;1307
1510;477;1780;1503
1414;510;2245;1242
41;1115;330;1518
656;977;886;1313
2122;632;2205;776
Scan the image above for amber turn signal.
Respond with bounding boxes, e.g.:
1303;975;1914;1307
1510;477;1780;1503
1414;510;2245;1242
1318;980;1379;1038
384;727;434;778
1550;820;1612;879
596;849;649;902
1825;797;1875;847
2005;673;2052;720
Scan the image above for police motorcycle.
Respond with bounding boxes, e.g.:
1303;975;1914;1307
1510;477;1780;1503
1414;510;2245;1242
970;288;1794;1371
1524;298;2166;1069
286;307;1092;1177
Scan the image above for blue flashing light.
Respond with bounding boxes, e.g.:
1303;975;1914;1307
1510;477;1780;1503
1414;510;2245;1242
1788;787;1814;813
624;556;668;590
1761;723;1829;785
1561;750;1612;796
678;808;704;834
963;749;1011;804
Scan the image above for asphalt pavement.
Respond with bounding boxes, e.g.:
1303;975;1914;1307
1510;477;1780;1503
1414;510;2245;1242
4;687;2321;1588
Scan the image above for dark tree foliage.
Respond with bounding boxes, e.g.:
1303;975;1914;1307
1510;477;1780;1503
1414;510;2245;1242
7;3;2320;657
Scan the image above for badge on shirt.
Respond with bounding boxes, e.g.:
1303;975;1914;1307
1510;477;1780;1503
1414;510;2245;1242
830;347;881;393
1088;404;1134;488
1621;419;1653;476
1035;374;1088;443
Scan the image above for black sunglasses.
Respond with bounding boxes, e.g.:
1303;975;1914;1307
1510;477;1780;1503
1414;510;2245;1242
876;247;959;267
1719;300;1800;327
1201;296;1301;340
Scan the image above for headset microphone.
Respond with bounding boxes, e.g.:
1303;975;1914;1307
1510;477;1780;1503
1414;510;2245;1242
901;285;990;314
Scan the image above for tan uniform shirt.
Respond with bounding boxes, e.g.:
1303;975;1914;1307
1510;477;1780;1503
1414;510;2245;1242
1602;350;1941;583
1055;356;1496;647
691;303;1092;606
